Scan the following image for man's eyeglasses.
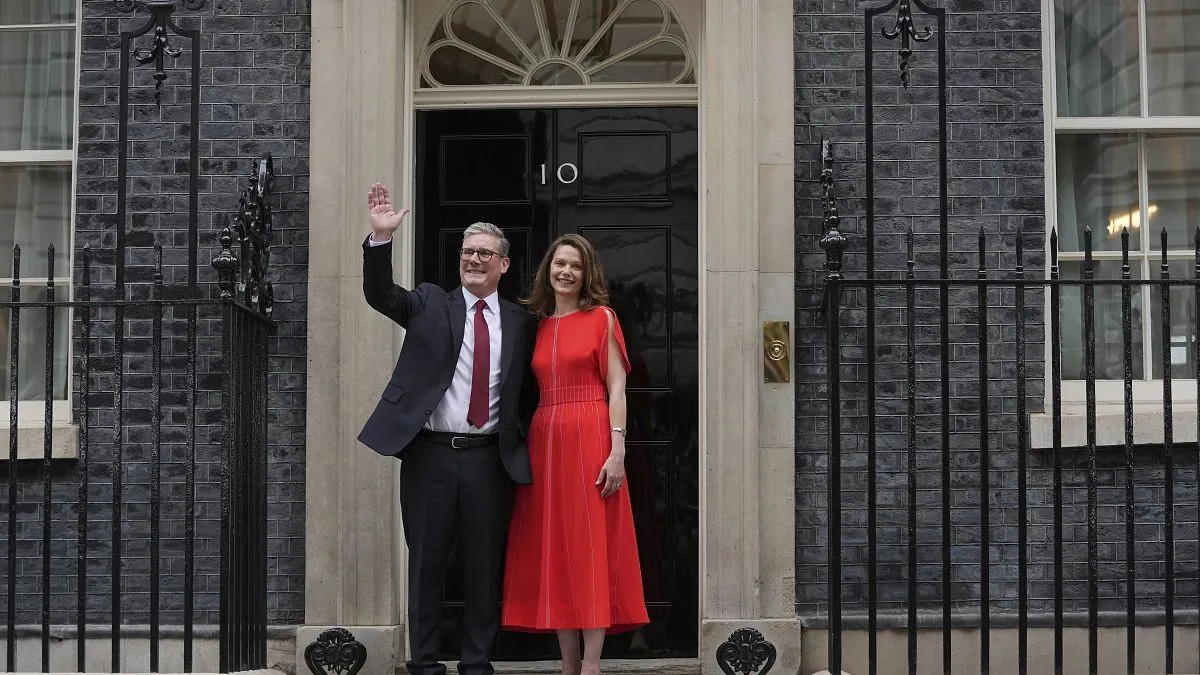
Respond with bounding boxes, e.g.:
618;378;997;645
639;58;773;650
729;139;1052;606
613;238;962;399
460;248;500;263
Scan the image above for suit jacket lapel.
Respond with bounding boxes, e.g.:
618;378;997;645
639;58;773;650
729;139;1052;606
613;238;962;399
499;302;518;388
447;288;466;354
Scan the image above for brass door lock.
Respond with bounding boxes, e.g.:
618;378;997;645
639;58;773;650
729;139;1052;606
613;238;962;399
763;321;790;383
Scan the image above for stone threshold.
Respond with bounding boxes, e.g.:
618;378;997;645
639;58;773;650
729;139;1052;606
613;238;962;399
399;659;700;675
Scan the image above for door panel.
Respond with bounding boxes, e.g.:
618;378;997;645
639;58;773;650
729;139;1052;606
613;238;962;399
417;109;551;302
416;107;698;659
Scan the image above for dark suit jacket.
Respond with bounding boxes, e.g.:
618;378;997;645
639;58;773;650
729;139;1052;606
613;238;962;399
356;237;537;484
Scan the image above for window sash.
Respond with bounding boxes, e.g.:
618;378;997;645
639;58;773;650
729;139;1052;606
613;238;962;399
0;23;75;31
0;4;77;408
1052;0;1200;121
1048;0;1200;386
0;150;72;164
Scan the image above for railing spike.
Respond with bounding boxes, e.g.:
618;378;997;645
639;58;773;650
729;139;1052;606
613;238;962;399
82;244;92;291
1194;226;1200;277
1084;226;1094;278
1015;229;1024;274
1162;227;1170;276
906;226;915;271
977;228;986;277
1122;227;1131;280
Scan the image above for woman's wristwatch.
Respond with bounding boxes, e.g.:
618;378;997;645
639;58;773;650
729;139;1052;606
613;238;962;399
611;426;627;437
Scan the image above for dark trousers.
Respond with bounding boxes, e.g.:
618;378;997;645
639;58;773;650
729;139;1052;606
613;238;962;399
400;435;513;675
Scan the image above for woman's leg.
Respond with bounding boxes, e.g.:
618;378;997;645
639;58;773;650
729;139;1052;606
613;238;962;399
580;629;605;675
557;630;582;675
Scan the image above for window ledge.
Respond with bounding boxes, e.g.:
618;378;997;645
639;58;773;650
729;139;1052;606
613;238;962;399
0;424;79;460
1031;407;1199;450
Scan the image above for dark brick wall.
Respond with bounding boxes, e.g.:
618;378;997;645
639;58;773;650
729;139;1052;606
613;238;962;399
795;0;1051;620
795;0;1200;625
0;0;309;626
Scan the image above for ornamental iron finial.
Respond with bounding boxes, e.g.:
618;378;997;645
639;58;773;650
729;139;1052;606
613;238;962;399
881;0;934;89
115;0;206;103
212;155;275;316
134;17;183;104
818;140;848;281
212;227;238;300
715;628;777;675
304;628;367;675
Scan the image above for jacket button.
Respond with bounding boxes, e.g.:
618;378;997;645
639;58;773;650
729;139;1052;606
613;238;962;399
424;408;432;415
442;384;449;390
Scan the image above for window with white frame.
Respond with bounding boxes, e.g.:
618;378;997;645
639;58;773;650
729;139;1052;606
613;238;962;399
1050;0;1200;385
0;0;75;407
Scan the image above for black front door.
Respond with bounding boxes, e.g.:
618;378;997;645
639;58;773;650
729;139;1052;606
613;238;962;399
416;107;699;660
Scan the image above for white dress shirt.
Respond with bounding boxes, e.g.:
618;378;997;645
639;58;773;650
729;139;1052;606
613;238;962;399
369;234;503;433
426;287;502;434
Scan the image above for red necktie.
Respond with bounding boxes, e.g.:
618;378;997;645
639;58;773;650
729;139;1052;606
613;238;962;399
467;299;490;429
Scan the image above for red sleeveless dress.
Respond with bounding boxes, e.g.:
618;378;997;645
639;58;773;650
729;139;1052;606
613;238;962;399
501;307;649;633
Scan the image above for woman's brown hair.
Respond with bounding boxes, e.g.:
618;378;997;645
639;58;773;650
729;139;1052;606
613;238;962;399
522;234;609;318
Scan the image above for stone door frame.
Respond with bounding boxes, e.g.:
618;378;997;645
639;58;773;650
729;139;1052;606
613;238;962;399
301;1;799;672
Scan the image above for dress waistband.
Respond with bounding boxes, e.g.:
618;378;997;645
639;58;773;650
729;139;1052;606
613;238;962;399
539;384;606;406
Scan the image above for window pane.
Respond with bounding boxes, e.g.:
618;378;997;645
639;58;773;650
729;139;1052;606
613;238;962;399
1149;260;1197;379
447;3;529;68
1060;260;1144;380
0;165;72;278
422;0;692;86
589;37;690;84
0;0;75;25
1147;0;1200;115
1146;134;1200;250
1054;0;1140;117
0;286;69;401
427;43;525;86
1055;134;1140;253
0;28;76;151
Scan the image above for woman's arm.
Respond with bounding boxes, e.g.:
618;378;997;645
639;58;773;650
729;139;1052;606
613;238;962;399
597;309;628;498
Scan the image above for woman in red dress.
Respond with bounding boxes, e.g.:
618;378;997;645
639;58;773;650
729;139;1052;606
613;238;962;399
502;234;648;675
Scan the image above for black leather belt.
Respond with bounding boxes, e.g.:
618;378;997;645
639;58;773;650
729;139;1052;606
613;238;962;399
416;429;499;449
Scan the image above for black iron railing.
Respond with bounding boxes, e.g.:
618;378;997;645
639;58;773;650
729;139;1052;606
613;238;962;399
0;155;274;673
818;1;1200;673
823;217;1200;675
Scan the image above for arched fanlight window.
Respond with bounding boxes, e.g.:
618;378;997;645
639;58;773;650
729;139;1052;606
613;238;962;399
419;0;695;87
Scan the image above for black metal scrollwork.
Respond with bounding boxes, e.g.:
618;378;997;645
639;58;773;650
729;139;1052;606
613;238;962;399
304;628;367;675
818;140;847;281
715;628;777;675
213;155;275;317
818;140;848;315
134;20;183;103
114;0;206;103
881;0;934;89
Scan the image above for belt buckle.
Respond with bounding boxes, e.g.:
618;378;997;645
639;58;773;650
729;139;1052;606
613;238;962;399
451;436;468;449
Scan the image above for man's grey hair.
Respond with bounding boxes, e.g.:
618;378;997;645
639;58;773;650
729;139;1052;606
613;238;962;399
462;222;510;257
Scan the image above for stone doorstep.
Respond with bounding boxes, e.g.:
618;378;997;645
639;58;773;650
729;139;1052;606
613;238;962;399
0;671;287;675
397;659;700;675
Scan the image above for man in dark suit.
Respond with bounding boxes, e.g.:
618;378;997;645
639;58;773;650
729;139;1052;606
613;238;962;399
357;183;537;675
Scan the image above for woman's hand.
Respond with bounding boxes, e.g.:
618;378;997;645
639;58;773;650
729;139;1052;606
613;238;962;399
596;445;626;498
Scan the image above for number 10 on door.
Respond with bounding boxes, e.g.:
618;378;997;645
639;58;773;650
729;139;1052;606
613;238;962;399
540;163;578;185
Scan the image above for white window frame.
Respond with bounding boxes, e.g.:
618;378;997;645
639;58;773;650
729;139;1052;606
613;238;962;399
1041;0;1200;398
414;0;697;92
0;6;81;429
